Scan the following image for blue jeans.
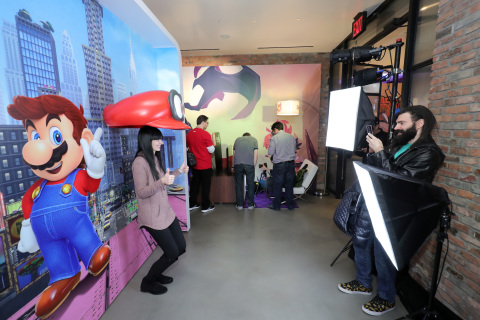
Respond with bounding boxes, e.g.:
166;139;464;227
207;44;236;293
353;224;397;304
234;164;255;207
272;161;295;210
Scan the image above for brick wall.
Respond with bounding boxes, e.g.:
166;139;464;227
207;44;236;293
409;1;480;319
182;53;330;190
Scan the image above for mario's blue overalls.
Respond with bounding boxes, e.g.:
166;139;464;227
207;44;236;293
30;169;102;284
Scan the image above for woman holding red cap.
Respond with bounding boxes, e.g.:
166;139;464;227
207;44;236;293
132;125;189;295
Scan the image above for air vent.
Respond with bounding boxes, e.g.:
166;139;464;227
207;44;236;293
258;46;314;49
180;48;220;52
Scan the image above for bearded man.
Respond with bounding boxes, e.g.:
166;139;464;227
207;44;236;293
338;105;445;317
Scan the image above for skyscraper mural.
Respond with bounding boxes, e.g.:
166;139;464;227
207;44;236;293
129;32;138;96
81;0;121;192
0;1;183;318
82;0;113;118
15;9;60;97
116;81;128;102
60;30;83;107
1;20;25;125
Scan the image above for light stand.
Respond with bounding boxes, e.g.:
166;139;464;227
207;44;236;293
397;207;453;320
331;40;405;144
386;39;404;142
330;238;352;267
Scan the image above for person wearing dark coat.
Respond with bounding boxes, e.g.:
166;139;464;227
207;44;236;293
338;105;445;317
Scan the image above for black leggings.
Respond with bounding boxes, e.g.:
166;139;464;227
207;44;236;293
142;218;186;282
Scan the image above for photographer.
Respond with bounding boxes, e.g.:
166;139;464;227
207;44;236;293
338;106;445;316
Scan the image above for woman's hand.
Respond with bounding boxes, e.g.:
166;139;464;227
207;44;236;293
179;160;189;173
366;133;384;153
161;168;175;185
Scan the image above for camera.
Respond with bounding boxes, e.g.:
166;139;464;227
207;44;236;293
366;125;373;135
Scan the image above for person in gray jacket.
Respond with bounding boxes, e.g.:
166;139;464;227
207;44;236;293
268;122;296;210
132;126;189;295
233;132;258;210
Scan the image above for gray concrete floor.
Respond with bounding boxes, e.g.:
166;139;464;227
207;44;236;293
100;195;408;320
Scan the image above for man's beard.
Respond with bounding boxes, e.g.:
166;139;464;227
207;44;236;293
391;125;417;149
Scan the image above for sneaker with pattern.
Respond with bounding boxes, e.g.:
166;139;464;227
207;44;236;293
338;280;372;295
362;295;395;316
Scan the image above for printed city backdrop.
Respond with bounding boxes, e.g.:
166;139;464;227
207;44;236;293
0;0;185;319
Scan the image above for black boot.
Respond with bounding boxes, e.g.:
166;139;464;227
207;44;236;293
141;278;167;295
157;274;173;284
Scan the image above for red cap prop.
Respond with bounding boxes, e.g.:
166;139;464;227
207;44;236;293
103;90;190;130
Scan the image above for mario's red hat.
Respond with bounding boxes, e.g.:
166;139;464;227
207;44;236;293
103;90;190;130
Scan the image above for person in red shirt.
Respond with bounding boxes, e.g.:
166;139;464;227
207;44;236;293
186;115;215;213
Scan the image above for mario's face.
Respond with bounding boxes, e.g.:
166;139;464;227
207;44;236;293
22;114;92;182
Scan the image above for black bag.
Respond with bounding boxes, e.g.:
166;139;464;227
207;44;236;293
333;182;362;236
187;150;196;167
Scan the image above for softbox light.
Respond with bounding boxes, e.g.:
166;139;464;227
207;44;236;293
326;87;375;151
353;161;450;270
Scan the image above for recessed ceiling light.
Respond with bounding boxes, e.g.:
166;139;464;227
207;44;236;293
252;19;256;22
296;18;301;21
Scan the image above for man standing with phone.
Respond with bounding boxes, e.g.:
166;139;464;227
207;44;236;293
267;122;297;211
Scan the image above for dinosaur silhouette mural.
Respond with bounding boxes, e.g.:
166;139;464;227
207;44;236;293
184;66;261;120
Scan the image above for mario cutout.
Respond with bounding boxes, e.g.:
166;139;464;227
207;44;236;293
7;95;111;319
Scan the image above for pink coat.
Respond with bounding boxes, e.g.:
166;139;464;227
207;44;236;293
132;154;181;230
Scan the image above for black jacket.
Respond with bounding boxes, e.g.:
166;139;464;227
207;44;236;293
365;137;445;183
354;137;445;240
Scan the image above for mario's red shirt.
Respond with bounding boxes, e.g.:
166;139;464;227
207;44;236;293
22;170;101;220
186;128;214;170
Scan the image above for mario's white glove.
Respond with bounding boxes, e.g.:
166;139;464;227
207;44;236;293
80;128;106;179
17;219;40;253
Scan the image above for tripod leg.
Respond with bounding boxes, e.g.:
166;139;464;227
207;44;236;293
331;238;353;267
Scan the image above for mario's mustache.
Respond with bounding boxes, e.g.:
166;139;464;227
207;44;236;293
25;141;68;171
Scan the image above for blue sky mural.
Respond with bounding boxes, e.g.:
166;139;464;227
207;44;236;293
0;0;180;115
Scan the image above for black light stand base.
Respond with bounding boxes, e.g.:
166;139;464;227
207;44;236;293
397;307;439;320
396;208;451;320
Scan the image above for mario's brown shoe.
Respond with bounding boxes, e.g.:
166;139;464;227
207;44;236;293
35;272;81;319
88;244;111;276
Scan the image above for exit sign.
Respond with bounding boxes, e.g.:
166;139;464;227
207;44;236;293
352;11;367;39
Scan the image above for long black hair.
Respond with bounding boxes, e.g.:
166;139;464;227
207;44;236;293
135;125;165;180
396;105;438;146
